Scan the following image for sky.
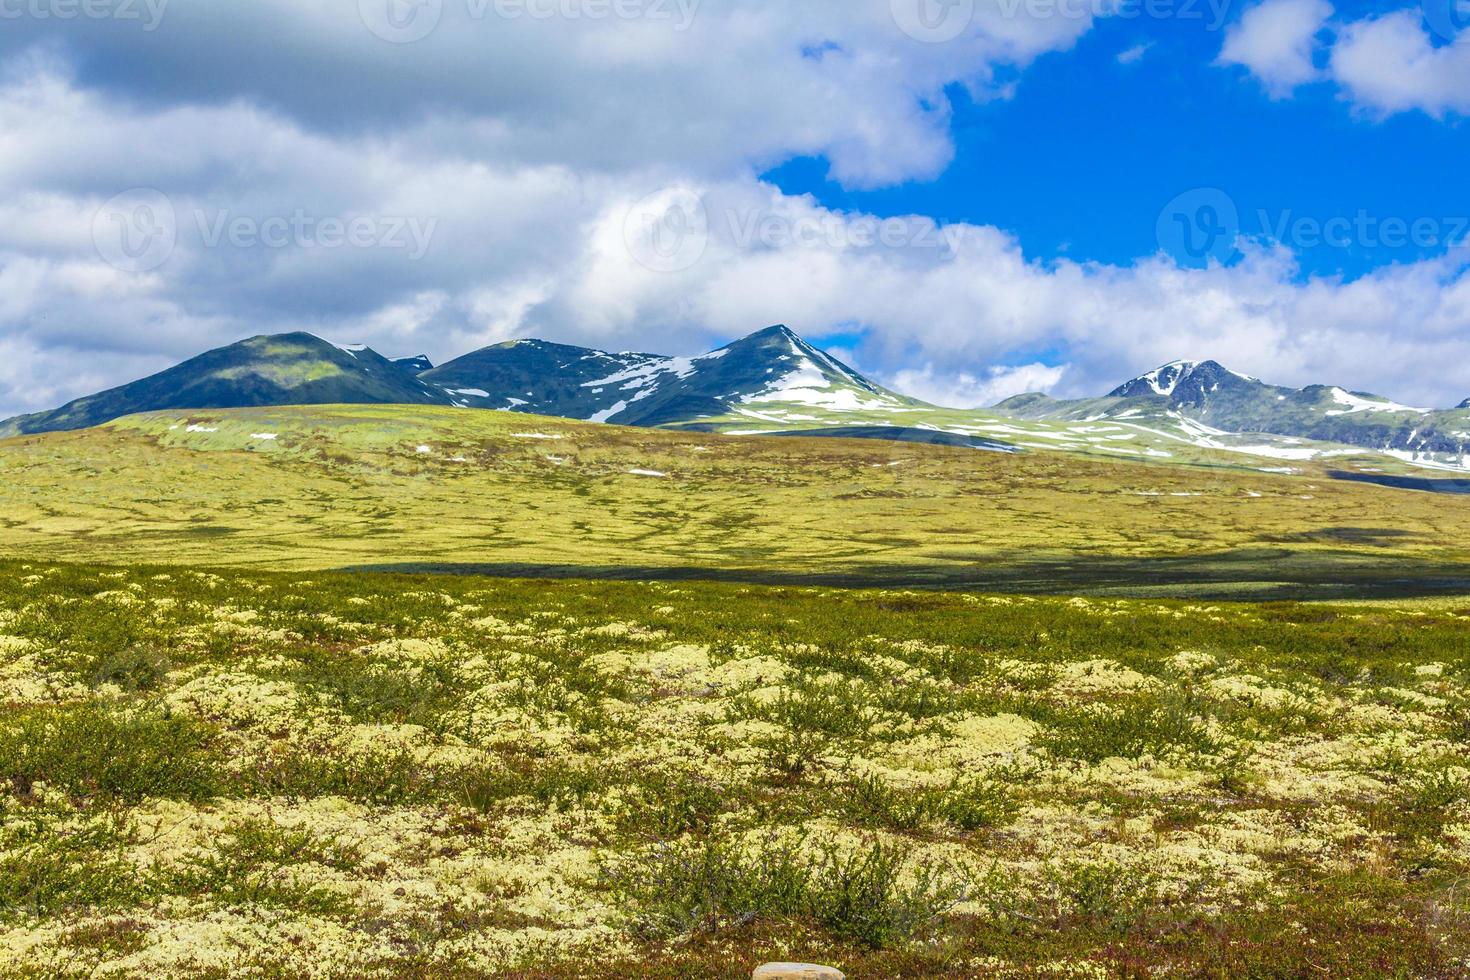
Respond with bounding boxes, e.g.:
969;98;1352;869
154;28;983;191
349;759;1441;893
1;0;1469;419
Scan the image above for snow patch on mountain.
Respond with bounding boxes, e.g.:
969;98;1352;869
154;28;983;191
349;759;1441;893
1139;361;1198;396
589;401;630;424
1324;388;1427;416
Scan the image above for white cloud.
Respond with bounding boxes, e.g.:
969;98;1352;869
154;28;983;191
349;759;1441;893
887;363;1069;407
1116;42;1153;65
1329;9;1470;118
0;2;1098;190
1217;0;1334;98
1221;3;1470;120
4;17;1470;423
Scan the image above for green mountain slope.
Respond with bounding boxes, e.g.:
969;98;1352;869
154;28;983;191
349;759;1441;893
0;334;449;437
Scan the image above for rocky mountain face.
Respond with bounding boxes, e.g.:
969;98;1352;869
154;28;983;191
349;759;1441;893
397;325;908;426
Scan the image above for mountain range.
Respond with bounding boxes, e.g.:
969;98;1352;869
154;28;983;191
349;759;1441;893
3;326;1467;471
999;360;1470;461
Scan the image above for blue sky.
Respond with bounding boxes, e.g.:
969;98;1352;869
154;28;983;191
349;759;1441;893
0;0;1469;418
772;4;1470;279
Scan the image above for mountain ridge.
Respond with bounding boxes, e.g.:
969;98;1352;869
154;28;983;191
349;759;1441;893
4;333;1468;472
999;358;1467;463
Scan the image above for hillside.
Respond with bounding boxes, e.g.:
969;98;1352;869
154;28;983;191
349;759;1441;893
0;334;449;436
2;404;1470;597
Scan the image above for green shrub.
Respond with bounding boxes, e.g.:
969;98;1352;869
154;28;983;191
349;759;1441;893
842;773;1016;833
0;821;142;921
156;820;360;917
1037;695;1221;763
608;833;966;949
0;704;221;803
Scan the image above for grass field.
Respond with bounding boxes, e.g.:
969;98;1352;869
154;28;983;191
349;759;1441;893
3;409;1470;977
0;560;1468;977
2;406;1470;598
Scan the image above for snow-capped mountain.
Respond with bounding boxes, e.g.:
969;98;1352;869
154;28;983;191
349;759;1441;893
0;326;916;437
1460;398;1470;411
421;340;669;419
5;330;1467;473
999;359;1469;466
392;355;435;373
1107;360;1259;403
422;325;916;427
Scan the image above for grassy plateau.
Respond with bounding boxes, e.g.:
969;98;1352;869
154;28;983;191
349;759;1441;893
1;405;1469;598
1;407;1469;977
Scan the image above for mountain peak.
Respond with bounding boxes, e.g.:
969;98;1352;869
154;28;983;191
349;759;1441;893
1460;398;1470;411
415;324;908;426
1109;360;1257;400
744;324;799;341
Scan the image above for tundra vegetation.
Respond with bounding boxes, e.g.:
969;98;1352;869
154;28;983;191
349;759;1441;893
2;406;1470;598
0;560;1467;977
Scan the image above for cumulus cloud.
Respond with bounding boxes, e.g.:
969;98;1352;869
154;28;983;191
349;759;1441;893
4;9;1470;422
0;1;1097;189
1221;2;1470;120
1217;0;1333;97
887;363;1070;408
1329;9;1470;118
